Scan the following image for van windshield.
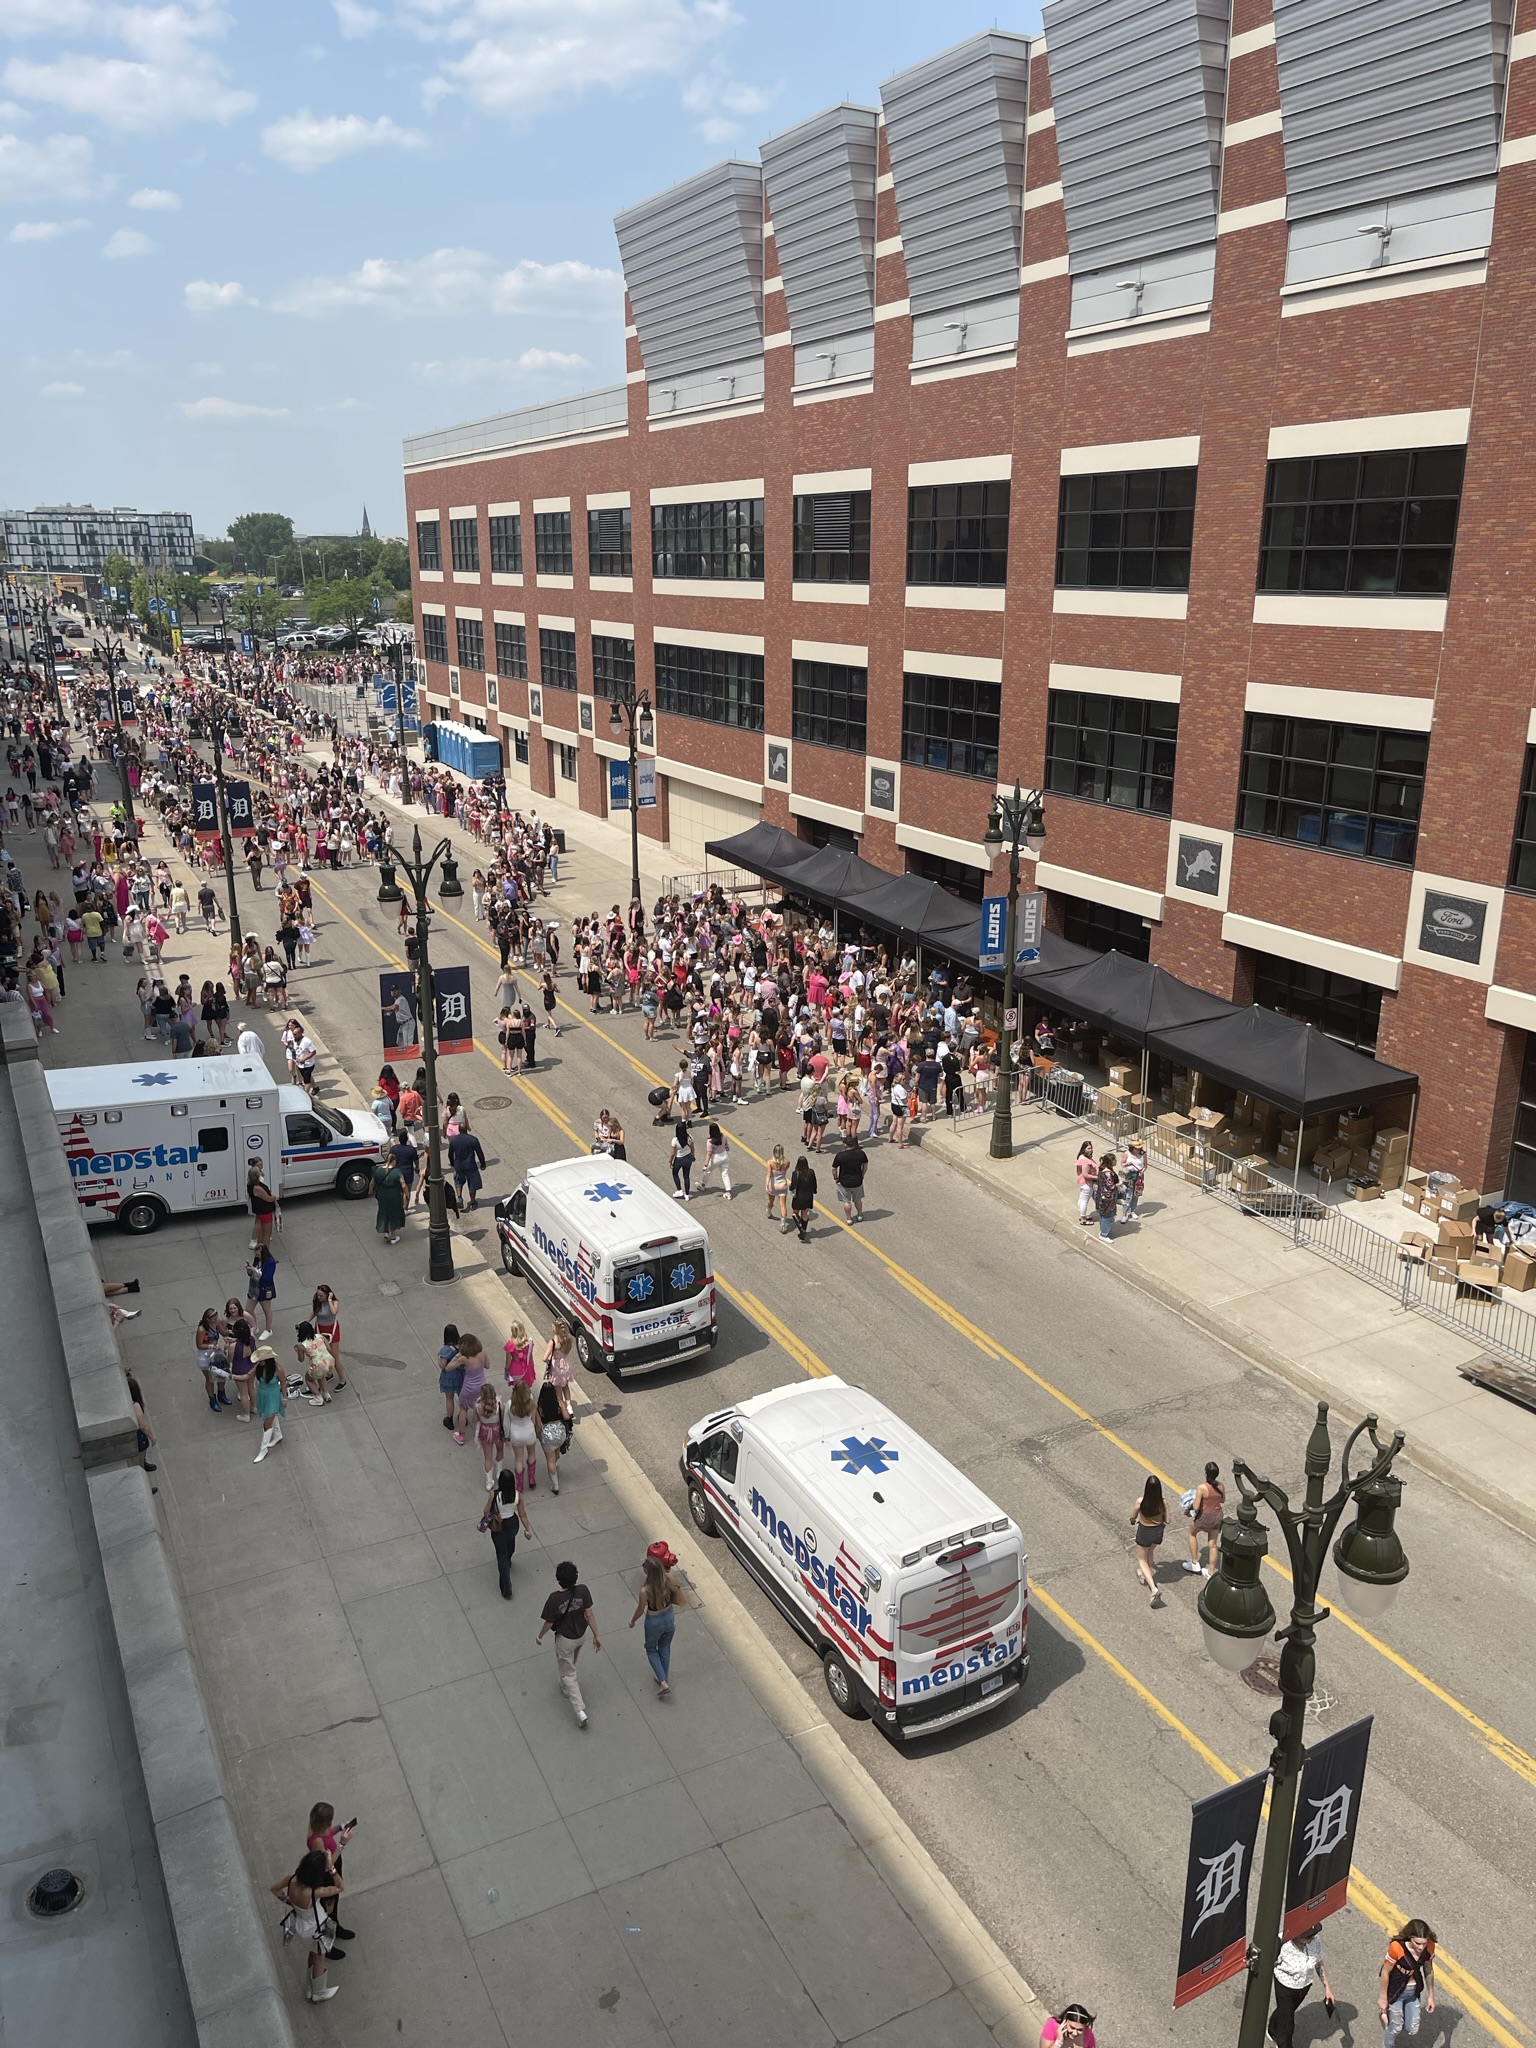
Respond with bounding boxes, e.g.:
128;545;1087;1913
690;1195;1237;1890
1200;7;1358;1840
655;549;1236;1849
314;1105;354;1137
898;1548;1021;1660
613;1242;708;1311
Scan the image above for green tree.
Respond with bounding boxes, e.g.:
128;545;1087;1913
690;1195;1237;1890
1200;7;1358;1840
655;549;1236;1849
391;591;415;624
235;585;290;646
173;574;211;623
309;577;373;637
227;512;295;575
201;540;235;572
374;537;411;589
130;570;151;621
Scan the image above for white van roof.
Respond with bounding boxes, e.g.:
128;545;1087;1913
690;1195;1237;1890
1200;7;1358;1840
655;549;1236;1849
46;1055;275;1113
732;1378;1011;1562
528;1155;701;1241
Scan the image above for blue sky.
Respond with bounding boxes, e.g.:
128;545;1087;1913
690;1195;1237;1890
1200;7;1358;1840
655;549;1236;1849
0;0;1042;542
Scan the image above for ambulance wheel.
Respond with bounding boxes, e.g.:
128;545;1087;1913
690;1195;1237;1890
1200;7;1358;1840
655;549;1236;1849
336;1161;374;1200
117;1194;166;1236
574;1327;602;1373
499;1237;520;1276
687;1483;717;1537
822;1649;867;1720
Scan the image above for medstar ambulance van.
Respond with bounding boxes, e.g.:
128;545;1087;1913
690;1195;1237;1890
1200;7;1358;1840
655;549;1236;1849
495;1156;716;1381
682;1378;1028;1741
48;1055;389;1234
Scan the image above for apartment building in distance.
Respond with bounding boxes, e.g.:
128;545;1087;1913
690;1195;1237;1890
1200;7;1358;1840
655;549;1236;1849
1;504;196;583
403;0;1536;1196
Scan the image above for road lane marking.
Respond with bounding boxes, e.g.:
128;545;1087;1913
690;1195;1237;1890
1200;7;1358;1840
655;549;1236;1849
412;887;1536;1797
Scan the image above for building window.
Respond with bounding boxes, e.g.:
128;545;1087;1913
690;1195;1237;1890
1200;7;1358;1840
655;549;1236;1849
538;627;578;692
654;642;764;730
489;514;522;574
534;510;573;575
901;670;1001;780
1045;691;1178;815
416;519;442;572
652;499;764;581
512;729;530;765
1252;954;1382;1053
798;816;861;851
587;506;632;577
1236;714;1427;865
793;491;871;583
908;850;986;904
1506;1033;1536;1206
1056;468;1196;591
906;481;1010;587
1258;447;1465;596
420;614;447;663
1509;747;1536;893
455;617;484;671
591;633;636;701
450;517;480;573
792;659;867;753
493;621;527;680
1060;895;1151;961
557;743;578;781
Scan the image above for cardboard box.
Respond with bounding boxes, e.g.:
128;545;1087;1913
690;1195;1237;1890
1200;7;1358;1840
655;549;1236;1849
1373;1127;1410;1149
1096;1084;1130;1105
1401;1170;1428;1210
1419;1195;1440;1218
1435;1220;1476;1251
1230;1155;1270;1192
1157;1112;1194;1136
1107;1064;1135;1089
1351;1182;1384;1202
1425;1255;1460;1283
1339;1113;1375;1145
1400;1229;1435;1253
1190;1106;1230;1133
1503;1250;1536;1293
1349;1145;1373;1174
1437;1187;1481;1221
1373;1161;1405;1191
1457;1259;1502;1291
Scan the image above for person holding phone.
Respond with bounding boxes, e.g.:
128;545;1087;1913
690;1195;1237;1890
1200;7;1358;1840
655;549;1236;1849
1268;1925;1334;2048
305;1802;358;1943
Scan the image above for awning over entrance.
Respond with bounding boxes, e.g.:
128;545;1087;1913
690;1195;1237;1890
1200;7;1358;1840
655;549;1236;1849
701;822;819;884
1018;948;1241;1040
1147;1006;1418;1119
841;872;993;937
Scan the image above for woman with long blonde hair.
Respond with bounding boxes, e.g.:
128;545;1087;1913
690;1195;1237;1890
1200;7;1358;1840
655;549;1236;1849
628;1546;686;1696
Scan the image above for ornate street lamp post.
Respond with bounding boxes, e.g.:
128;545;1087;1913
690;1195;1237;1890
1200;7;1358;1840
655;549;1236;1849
1199;1402;1410;2048
608;681;654;914
982;781;1046;1160
380;826;461;1283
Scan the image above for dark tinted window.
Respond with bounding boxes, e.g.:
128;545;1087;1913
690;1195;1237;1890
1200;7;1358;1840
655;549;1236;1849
1236;714;1428;865
455;617;484;671
533;511;573;575
907;481;1010;586
421;614;447;663
792;659;867;752
587;506;633;577
1056;467;1196;590
901;671;1001;779
652;500;764;581
654;643;764;730
591;633;635;700
450;517;479;572
793;491;871;582
493;622;527;679
416;519;441;572
1045;690;1178;814
1258;447;1464;596
538;627;578;692
488;514;522;574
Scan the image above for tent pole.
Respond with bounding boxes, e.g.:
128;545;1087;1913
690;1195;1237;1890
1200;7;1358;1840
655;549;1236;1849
1139;1045;1150;1139
1403;1089;1420;1182
1292;1136;1303;1247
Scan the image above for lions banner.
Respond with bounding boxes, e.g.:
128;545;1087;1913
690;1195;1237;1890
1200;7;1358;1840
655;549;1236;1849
1174;1769;1267;2007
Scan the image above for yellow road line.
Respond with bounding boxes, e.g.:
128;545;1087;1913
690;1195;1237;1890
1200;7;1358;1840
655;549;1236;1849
417;890;1536;1797
300;873;1524;2045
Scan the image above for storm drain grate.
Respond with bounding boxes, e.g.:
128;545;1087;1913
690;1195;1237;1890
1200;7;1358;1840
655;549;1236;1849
28;1869;83;1918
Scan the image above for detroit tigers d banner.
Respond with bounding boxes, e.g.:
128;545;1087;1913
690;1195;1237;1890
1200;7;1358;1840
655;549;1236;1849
1283;1716;1373;1937
1174;1769;1267;2007
192;782;220;841
225;780;254;834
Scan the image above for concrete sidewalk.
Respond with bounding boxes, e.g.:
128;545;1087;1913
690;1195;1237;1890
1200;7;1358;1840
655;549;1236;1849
923;1108;1536;1541
50;823;1038;2045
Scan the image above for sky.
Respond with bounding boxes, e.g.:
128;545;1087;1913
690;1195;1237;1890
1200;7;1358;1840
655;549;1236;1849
0;0;1043;542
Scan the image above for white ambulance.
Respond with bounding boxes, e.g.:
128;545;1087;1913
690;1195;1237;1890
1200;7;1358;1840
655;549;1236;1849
495;1156;716;1381
48;1054;389;1234
682;1378;1028;1741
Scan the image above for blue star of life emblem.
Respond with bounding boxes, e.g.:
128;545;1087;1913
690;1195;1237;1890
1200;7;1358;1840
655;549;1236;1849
586;1180;631;1203
669;1261;696;1292
132;1072;176;1086
627;1272;654;1301
831;1435;899;1477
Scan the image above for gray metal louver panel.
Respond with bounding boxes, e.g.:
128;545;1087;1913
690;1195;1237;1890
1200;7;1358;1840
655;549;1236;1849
880;31;1031;315
614;161;764;379
760;104;880;346
1043;0;1229;274
1273;0;1512;221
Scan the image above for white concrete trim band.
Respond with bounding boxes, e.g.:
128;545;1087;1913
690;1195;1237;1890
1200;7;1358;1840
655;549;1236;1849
650;478;765;505
532;496;571;513
1060;435;1200;474
656;758;762;803
793;639;869;665
1245;681;1435;731
1221;913;1403;992
586;490;630;510
790;792;865;833
895;821;993;870
1053;589;1188;621
1036;860;1163;921
906;649;1003;682
1268;409;1471;459
908;454;1012;486
793;468;873;494
651;624;764;655
1049;662;1182;703
1253;593;1447;633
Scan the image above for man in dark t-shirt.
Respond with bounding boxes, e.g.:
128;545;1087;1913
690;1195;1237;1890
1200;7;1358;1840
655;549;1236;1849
914;1055;942;1119
831;1139;868;1224
537;1560;601;1728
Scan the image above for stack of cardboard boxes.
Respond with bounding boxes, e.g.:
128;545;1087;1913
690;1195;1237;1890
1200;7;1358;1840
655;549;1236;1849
1366;1126;1410;1191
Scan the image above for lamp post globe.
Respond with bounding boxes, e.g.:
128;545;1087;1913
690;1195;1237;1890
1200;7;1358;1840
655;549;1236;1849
1332;1471;1409;1620
1196;1498;1276;1673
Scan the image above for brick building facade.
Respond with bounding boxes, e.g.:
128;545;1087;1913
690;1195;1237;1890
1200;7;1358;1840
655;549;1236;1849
404;0;1536;1196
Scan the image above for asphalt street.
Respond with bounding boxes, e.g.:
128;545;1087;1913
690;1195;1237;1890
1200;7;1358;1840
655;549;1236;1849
129;741;1535;2047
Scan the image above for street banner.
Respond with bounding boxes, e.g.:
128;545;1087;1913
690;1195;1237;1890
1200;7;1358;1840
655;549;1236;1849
1017;888;1043;962
980;895;1006;970
431;964;474;1054
192;782;220;841
1174;1769;1267;2007
117;687;138;724
93;688;112;724
608;757;631;811
1283;1716;1373;1937
225;780;254;834
171;627;183;653
380;970;419;1059
637;757;657;809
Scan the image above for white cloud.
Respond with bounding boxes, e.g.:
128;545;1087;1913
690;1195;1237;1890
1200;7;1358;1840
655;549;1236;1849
190;359;223;376
129;185;181;210
681;67;769;142
412;0;734;114
102;224;149;257
184;278;254;312
8;214;87;240
272;246;619;320
23;344;137;371
41;379;85;396
332;0;379;36
517;347;588;370
4;3;256;135
0;129;94;201
261;109;425;173
410;355;521;382
180;394;288;419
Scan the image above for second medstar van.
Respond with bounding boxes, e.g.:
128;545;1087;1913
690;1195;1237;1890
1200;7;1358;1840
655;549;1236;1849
682;1378;1028;1740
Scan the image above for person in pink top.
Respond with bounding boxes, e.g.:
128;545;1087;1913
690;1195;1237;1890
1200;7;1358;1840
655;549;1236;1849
1074;1139;1098;1225
1040;2005;1095;2048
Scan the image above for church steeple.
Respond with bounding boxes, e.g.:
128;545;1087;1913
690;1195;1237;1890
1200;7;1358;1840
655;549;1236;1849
360;505;372;538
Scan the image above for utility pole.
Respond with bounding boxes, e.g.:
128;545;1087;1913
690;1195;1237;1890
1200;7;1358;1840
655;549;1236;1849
607;677;654;914
982;783;1047;1160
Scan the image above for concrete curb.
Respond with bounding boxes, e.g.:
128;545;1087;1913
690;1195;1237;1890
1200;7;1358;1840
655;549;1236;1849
453;1250;1045;2048
924;1120;1536;1547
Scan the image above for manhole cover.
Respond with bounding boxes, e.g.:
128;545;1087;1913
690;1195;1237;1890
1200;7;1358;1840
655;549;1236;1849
28;1869;84;1918
1240;1657;1339;1717
475;1095;514;1111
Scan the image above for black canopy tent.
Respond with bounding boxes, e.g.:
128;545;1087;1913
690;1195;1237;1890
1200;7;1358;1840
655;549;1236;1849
841;871;992;937
1147;1005;1418;1121
1016;948;1242;1040
700;822;819;885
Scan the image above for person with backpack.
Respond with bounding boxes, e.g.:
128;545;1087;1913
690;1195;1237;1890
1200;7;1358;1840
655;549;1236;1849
1182;1461;1226;1578
536;1559;602;1728
1379;1921;1436;2046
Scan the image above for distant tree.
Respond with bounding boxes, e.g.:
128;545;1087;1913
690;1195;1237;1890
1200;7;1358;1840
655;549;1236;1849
173;574;212;624
102;550;134;606
235;585;290;646
130;570;151;621
374;537;411;589
309;577;374;637
227;512;295;575
201;540;236;572
391;591;415;624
